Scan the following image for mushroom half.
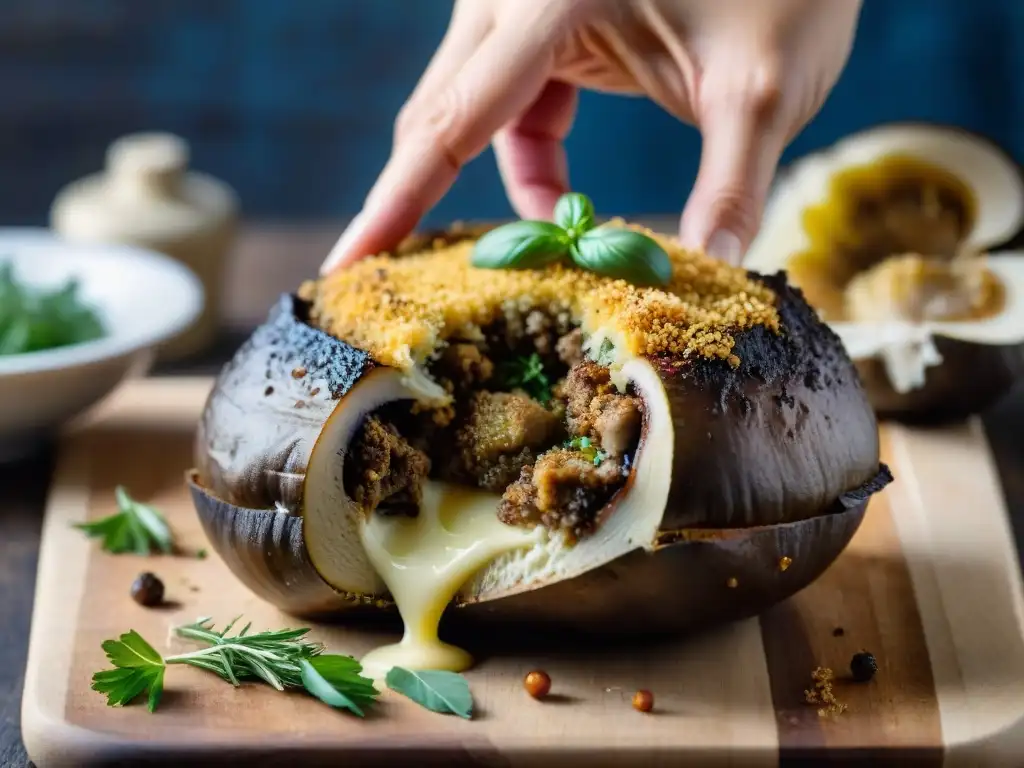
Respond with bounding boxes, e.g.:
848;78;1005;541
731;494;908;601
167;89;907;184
189;226;892;673
745;123;1024;422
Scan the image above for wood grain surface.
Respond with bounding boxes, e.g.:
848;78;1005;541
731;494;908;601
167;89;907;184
18;377;1024;767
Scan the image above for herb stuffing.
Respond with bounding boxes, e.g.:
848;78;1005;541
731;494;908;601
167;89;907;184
0;262;105;356
471;192;673;287
92;617;474;718
76;486;174;555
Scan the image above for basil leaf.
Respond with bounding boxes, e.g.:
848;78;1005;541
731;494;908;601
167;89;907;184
553;192;595;236
470;221;569;270
571;228;673;287
385;666;473;719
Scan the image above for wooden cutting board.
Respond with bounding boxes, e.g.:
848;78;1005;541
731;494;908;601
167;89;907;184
20;377;1024;767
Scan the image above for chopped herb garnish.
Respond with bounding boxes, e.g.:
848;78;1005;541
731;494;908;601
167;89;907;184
566;435;607;465
0;262;106;356
495;352;552;403
75;486;174;555
471;192;672;287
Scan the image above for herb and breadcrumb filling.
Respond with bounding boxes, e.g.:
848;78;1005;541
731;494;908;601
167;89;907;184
322;224;784;542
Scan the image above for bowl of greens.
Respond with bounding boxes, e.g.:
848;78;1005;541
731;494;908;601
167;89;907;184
0;228;203;460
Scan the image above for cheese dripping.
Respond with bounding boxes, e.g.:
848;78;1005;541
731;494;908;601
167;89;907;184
359;480;540;678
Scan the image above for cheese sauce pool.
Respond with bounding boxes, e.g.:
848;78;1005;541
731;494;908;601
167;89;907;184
359;480;540;679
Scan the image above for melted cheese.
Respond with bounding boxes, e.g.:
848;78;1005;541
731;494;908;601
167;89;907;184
358;480;541;678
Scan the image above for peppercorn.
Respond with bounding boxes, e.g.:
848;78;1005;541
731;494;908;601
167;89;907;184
632;689;654;713
850;651;877;682
130;572;165;607
523;670;551;699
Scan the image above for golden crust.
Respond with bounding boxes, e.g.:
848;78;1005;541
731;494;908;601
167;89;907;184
301;221;779;370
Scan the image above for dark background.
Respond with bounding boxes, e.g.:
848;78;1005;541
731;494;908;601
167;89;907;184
1;0;1022;227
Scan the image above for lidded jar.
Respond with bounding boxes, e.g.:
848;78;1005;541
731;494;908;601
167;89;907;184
50;132;238;360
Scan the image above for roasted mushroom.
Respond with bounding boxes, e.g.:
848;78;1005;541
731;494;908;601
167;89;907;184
745;123;1024;423
188;222;891;675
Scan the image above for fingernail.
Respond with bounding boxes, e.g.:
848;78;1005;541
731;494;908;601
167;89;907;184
320;211;367;275
705;230;743;265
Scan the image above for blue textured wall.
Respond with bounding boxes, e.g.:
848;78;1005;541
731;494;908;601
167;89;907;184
0;0;1021;225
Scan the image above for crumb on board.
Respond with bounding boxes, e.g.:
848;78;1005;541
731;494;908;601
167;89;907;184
833;627;845;637
804;666;847;718
726;577;739;588
779;556;793;572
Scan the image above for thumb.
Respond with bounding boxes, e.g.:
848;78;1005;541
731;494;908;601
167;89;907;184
679;87;786;265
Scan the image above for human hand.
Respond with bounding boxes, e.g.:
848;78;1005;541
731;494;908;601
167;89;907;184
321;0;862;273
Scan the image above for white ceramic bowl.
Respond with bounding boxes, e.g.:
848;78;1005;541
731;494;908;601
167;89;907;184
0;228;204;461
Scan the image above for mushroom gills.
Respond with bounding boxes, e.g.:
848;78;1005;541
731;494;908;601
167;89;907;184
744;123;1024;398
303;347;673;675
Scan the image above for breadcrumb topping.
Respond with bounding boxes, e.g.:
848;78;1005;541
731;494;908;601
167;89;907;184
300;221;779;371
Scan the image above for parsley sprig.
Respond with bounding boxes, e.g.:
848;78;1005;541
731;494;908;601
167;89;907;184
93;617;474;719
495;352;553;404
75;486;174;555
0;261;106;356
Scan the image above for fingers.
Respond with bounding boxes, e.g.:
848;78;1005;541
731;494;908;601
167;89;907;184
321;22;557;274
679;63;787;265
395;1;492;140
492;80;578;221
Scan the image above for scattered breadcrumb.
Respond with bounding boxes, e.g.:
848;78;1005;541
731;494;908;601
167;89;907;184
302;220;780;370
804;666;847;718
726;577;739;588
779;556;793;572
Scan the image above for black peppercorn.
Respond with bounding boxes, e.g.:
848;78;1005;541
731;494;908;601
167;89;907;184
131;572;165;607
850;651;877;682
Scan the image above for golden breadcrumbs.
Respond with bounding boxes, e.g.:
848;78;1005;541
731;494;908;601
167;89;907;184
805;666;847;718
301;221;779;371
779;556;793;572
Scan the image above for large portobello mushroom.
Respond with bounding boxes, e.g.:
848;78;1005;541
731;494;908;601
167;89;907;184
745;122;1024;423
189;217;891;671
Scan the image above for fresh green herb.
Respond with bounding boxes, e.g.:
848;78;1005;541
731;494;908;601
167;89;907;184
594;337;617;367
75;486;174;555
571;227;673;287
0;262;106;356
385;667;473;719
91;630;166;713
553;192;595;236
469;221;568;270
495;352;552;403
92;617;379;716
196;548;208;560
566;435;607;465
471;192;672;286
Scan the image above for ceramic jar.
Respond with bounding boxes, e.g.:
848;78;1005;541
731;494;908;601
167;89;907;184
50;132;238;361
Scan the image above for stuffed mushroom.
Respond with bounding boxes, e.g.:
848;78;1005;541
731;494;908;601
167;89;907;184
745;122;1024;422
189;215;891;675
